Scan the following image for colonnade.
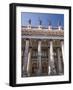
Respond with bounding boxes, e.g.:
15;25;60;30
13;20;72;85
22;39;64;76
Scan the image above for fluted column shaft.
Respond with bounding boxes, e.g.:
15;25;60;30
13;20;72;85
27;49;32;76
23;40;29;76
37;40;41;75
57;48;63;74
49;40;56;75
61;41;64;63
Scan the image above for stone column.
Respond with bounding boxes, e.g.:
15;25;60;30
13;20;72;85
27;49;32;76
61;41;64;62
57;48;62;74
48;49;51;75
48;65;51;75
37;40;41;75
60;41;64;74
23;40;29;76
49;40;56;75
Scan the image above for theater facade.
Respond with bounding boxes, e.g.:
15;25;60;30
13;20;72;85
21;24;64;77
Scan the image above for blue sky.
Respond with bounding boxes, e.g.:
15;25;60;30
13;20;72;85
21;12;64;27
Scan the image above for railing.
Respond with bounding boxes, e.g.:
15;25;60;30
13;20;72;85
22;26;64;30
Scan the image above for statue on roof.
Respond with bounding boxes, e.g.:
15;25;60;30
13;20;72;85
38;17;42;25
28;19;31;25
58;20;61;26
48;20;51;26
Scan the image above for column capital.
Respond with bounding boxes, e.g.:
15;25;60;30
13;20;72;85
26;38;30;41
29;46;32;49
60;40;64;46
60;40;64;42
49;39;53;42
38;39;42;41
57;47;60;50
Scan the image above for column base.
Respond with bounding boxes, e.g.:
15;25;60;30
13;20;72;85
22;71;28;77
50;68;57;75
37;71;42;76
58;72;64;75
